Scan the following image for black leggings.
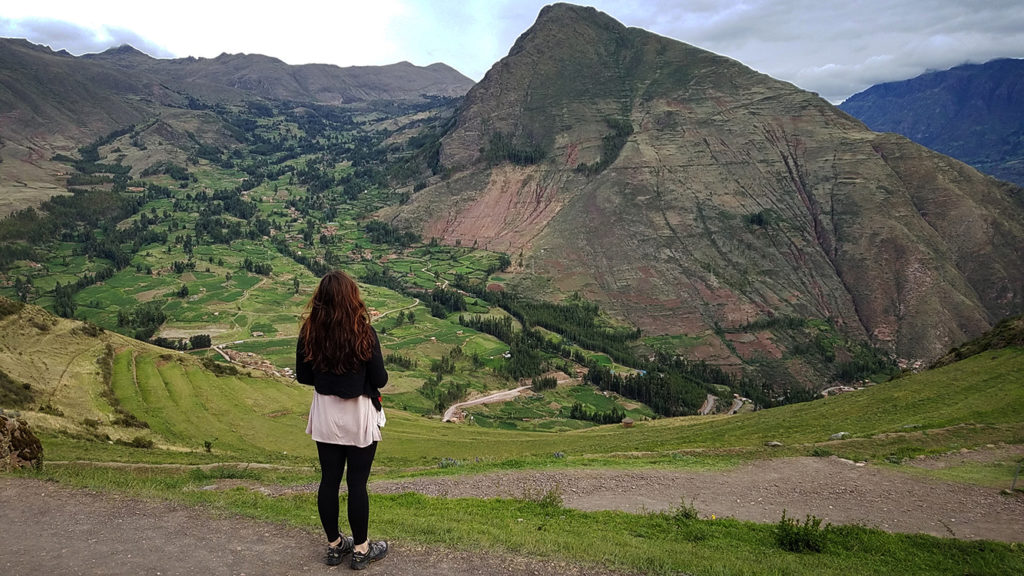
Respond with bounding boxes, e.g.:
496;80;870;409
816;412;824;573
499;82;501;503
315;441;378;544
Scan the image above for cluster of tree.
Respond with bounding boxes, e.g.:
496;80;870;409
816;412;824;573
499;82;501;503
385;353;417;369
140;161;192;183
585;364;706;417
430;347;462;377
568;401;626;424
427;287;467;318
463;291;639;365
66;174;114;186
364;220;420;246
271;235;330;277
360;265;405;292
151;333;211;350
53;282;77;318
483;132;547;166
419;373;468;414
242;257;273;276
531;375;558;391
833;342;895;382
12;276;33;302
171;260;195;274
389;309;417;328
116;302;167;340
575;117;633;176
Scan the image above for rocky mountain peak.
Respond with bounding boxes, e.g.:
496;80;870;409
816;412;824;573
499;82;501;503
396;3;1024;371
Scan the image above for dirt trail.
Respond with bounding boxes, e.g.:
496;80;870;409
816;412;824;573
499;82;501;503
0;477;634;576
365;454;1024;542
442;386;532;422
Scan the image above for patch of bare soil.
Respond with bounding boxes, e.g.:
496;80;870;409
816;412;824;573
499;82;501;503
904;444;1024;471
0;477;636;576
363;455;1023;542
195;452;1024;543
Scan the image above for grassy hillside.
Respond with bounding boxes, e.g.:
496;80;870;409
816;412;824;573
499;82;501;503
4;301;1022;575
5;292;1022;470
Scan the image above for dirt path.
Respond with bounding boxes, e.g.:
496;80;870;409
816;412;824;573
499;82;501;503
442;385;533;422
0;477;634;576
698;394;716;415
363;454;1024;542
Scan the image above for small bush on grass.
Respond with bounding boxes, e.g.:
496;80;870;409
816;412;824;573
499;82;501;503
115;436;154;449
112;407;149;429
202;357;240;376
775;510;830;553
188;466;259;481
38;403;64;417
671;497;700;521
537;485;563;509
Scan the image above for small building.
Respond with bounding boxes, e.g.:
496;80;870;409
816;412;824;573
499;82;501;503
252;331;265;337
621;417;635;428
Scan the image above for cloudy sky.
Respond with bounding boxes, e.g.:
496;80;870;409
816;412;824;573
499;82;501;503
2;0;1022;103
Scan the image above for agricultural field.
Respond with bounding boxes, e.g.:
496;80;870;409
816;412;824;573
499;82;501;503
0;99;664;428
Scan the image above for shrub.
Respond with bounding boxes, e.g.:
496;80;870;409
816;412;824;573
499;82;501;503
116;435;154;449
437;457;460;469
537;485;563;509
775;510;830;553
201;357;240;376
0;369;33;407
671;498;700;522
38;403;65;417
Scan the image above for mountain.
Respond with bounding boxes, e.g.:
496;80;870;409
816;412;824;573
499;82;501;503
81;45;474;105
0;37;474;216
388;3;1024;369
839;59;1024;187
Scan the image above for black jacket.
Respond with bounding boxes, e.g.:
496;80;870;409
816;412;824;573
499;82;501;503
295;327;388;408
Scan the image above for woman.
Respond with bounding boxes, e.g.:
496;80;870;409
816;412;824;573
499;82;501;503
296;270;389;569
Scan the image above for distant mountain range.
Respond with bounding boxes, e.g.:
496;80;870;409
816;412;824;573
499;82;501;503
388;3;1024;367
0;37;473;215
840;59;1024;187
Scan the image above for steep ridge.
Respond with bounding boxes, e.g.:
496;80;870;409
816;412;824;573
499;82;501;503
390;3;1024;365
840;59;1024;187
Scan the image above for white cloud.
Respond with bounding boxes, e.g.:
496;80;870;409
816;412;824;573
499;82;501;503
2;0;1023;101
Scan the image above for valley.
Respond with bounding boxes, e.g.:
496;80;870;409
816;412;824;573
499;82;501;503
1;4;1023;575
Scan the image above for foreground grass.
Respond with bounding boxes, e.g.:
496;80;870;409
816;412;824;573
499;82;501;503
17;465;1023;576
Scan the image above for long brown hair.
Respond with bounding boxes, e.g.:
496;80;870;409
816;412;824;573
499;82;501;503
300;270;375;374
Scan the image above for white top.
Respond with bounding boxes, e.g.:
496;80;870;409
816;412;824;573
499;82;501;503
306;392;382;447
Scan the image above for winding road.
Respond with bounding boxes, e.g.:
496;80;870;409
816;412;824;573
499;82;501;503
442;385;533;422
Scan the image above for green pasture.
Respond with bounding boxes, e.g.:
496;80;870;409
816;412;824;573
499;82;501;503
32;343;1024;473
